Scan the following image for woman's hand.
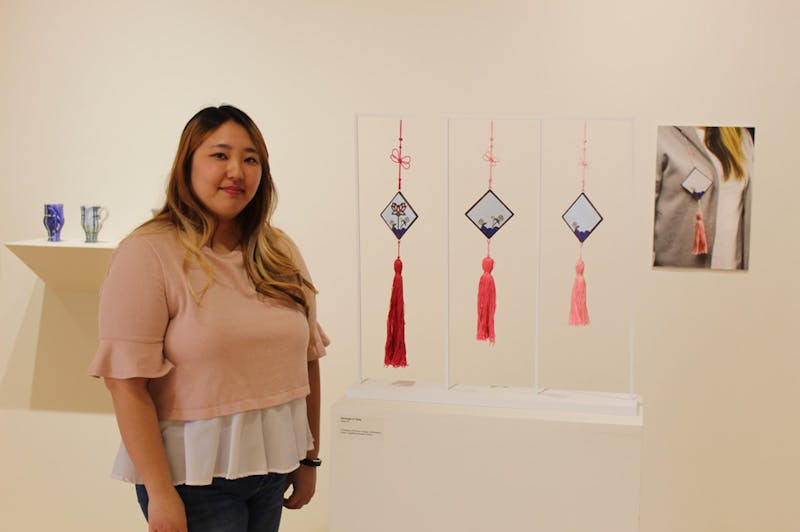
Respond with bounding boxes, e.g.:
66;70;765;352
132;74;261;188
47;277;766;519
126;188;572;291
147;487;187;532
283;465;317;509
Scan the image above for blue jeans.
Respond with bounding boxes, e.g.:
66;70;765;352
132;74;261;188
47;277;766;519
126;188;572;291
136;474;288;532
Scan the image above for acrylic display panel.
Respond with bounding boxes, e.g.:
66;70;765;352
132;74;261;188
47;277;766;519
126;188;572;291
356;114;634;395
538;119;633;393
447;117;539;388
357;116;448;384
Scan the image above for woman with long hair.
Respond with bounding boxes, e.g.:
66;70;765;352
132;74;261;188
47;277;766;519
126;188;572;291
89;105;328;532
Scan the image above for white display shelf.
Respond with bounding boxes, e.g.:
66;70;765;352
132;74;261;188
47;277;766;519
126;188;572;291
346;378;641;419
5;238;118;291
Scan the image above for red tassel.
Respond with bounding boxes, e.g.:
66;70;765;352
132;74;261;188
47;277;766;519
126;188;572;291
477;256;496;344
385;257;407;367
569;259;589;326
692;210;708;255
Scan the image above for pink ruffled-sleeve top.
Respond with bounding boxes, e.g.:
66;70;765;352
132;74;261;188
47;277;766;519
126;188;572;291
88;228;323;421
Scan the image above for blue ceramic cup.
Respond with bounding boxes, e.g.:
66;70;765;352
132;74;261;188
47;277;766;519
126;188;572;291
43;204;65;242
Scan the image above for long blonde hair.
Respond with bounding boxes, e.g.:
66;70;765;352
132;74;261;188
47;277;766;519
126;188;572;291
137;105;314;312
703;127;749;181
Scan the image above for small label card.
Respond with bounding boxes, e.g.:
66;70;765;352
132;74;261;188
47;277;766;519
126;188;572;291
338;415;384;440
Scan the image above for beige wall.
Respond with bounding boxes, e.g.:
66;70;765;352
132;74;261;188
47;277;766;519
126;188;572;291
1;1;798;531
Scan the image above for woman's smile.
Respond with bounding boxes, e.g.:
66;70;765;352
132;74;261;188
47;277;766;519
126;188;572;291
220;185;245;196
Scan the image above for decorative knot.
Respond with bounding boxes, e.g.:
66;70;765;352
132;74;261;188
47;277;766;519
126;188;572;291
390;148;411;169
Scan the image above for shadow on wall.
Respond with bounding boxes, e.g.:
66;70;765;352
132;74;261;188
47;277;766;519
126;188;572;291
0;284;113;414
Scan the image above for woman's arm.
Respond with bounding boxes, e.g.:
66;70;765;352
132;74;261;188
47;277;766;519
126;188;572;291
305;359;321;461
283;359;321;510
105;377;187;532
279;234;327;509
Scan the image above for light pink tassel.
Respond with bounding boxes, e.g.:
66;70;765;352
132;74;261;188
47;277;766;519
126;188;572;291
477;256;496;344
692;210;708;255
569;259;589;326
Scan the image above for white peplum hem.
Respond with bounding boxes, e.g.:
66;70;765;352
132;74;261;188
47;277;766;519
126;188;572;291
111;397;314;486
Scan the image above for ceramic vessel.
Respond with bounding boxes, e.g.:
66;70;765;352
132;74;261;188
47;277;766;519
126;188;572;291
43;204;65;242
80;205;109;243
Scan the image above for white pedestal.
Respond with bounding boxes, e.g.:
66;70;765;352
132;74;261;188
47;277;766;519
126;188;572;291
330;394;642;532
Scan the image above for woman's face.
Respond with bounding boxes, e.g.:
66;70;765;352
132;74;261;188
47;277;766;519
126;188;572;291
190;121;262;224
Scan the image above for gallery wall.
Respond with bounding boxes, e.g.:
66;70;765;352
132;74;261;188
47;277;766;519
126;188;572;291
1;1;798;531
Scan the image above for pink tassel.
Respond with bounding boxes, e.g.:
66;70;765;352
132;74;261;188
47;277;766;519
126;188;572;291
692;210;708;255
569;259;589;326
477;256;496;344
385;257;407;367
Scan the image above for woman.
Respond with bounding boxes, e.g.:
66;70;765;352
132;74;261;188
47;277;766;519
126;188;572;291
89;105;328;532
653;126;753;270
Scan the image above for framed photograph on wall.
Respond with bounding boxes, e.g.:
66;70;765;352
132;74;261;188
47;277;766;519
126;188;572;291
653;125;754;270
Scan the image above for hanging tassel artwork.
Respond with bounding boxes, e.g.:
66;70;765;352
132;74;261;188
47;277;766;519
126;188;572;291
679;128;712;255
465;121;514;344
562;121;603;326
379;120;418;367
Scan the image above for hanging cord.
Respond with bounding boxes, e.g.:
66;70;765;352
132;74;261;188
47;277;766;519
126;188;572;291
577;121;588;265
482;120;499;191
577;122;588;262
579;120;588;193
390;120;411;191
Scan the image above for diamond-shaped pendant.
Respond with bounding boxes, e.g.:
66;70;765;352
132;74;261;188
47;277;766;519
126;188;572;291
562;192;603;242
465;190;514;239
681;168;712;200
380;191;418;239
